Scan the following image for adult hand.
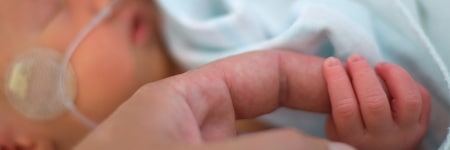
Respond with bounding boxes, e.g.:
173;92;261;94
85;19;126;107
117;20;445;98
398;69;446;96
75;50;354;150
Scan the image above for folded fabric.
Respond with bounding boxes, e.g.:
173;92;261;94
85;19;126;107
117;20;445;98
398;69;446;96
157;0;450;149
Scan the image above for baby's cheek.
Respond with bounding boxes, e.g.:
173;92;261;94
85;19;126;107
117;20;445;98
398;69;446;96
71;30;139;122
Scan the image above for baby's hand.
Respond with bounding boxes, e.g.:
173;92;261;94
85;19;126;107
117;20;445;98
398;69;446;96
322;55;430;150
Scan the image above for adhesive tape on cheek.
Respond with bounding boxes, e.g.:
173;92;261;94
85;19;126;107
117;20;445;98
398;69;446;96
5;48;77;121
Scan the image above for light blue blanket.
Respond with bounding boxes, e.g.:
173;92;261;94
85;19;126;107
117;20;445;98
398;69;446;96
157;0;450;149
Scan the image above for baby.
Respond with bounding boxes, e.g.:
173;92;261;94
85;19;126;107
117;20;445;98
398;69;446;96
0;0;429;149
0;0;177;149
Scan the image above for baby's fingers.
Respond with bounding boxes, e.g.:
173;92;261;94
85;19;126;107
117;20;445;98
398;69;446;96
347;55;394;132
376;63;422;127
323;57;364;137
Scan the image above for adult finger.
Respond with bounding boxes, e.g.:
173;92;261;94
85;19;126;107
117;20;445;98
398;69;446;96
323;57;364;137
347;55;394;132
158;51;331;130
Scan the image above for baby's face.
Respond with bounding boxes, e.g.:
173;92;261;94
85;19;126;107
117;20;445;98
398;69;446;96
0;0;174;149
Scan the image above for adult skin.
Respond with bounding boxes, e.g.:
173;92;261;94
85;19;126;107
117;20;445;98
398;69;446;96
76;50;429;150
75;50;354;150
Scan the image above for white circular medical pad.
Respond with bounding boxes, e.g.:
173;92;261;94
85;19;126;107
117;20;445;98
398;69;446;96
4;48;77;121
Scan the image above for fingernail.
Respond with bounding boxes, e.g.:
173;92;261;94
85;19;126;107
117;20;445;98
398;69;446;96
349;54;364;63
329;142;355;150
325;57;341;67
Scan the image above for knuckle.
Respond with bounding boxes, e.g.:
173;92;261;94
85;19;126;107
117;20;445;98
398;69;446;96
404;99;422;113
400;89;422;110
333;98;358;118
363;94;388;112
403;90;421;100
